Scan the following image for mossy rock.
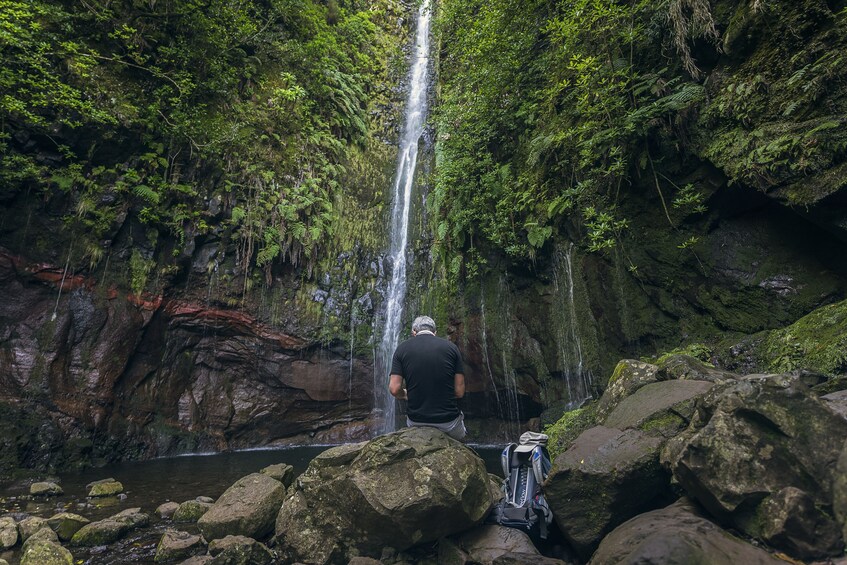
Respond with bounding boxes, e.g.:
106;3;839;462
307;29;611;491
30;482;64;496
174;500;213;523
20;538;73;565
87;478;124;497
718;299;847;377
46;512;90;541
544;404;598;460
0;516;17;549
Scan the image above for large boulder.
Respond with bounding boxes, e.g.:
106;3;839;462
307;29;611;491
589;498;784;565
70;508;149;546
662;373;847;558
0;516;17;549
274;427;492;564
543;426;672;558
197;473;285;541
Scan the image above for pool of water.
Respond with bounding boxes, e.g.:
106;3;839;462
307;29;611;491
0;444;504;565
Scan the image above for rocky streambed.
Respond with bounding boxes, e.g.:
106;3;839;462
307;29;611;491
1;357;846;565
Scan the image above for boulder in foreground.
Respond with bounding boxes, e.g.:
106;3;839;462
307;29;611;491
544;426;671;558
662;373;847;558
197;473;285;541
589;498;784;565
275;427;491;564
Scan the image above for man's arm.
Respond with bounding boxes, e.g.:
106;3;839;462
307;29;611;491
454;373;465;398
389;374;407;400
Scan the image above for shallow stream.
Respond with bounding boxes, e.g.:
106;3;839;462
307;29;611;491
0;444;502;564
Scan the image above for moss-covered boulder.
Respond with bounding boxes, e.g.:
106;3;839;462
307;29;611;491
46;513;90;541
274;427;492;564
174;500;214;523
0;516;17;549
30;482;64;496
70;508;149;546
86;478;124;497
155;529;205;562
589;498;783;565
197;473;285;541
543;426;672;559
662;373;847;558
20;538;74;565
208;535;274;565
259;463;294;488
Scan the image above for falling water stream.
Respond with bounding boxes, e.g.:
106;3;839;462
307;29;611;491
553;243;594;405
372;2;432;434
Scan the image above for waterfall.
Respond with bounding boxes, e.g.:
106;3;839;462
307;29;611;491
372;2;432;434
553;243;594;405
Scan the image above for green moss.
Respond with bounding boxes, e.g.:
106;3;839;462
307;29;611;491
653;343;713;365
759;299;847;376
639;411;685;435
544;404;598;460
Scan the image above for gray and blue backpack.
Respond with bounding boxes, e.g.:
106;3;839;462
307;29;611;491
489;431;554;540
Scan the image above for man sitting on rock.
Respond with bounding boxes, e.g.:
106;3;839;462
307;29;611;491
388;315;467;440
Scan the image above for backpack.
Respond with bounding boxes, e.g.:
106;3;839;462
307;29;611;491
488;432;554;540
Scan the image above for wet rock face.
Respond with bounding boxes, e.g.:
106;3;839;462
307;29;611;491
0;249;375;474
274;427;492;564
662;373;847;558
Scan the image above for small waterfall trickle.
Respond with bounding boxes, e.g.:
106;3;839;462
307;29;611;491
553;243;594;406
372;2;433;434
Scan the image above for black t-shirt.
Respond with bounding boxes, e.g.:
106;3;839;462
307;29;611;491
390;333;464;423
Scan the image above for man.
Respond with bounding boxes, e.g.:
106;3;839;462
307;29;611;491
388;315;467;440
